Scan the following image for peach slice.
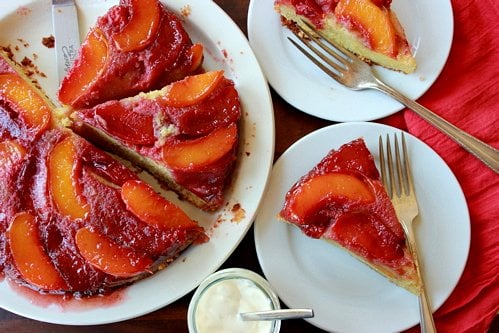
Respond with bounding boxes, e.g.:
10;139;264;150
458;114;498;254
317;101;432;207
48;136;89;219
162;123;237;169
288;173;375;219
121;179;198;229
0;74;51;134
113;0;161;52
8;212;67;290
161;71;224;108
58;28;108;107
335;0;396;56
75;226;153;277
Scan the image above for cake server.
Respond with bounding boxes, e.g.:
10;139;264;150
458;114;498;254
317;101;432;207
52;0;80;83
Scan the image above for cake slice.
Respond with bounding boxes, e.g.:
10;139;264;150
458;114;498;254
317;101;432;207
0;52;207;296
58;0;204;109
69;70;241;211
279;138;421;293
275;0;416;73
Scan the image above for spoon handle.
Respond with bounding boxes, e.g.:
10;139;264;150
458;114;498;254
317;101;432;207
240;308;314;321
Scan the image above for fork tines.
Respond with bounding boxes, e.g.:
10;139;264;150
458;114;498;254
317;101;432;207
378;132;413;199
287;20;354;81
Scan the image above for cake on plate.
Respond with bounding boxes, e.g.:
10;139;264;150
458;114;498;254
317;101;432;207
279;138;421;293
0;1;209;295
275;0;417;73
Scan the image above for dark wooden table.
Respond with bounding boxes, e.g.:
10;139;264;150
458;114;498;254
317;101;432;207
0;1;496;332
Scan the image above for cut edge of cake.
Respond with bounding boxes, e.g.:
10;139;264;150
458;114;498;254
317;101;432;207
275;1;417;74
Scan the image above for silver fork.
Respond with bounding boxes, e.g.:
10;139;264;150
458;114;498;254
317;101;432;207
288;21;499;173
379;132;436;333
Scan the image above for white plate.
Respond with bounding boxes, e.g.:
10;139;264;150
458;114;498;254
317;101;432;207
0;0;274;325
248;0;454;122
254;122;470;333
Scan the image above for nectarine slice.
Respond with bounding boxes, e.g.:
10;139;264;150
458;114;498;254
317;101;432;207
121;180;197;229
161;71;224;107
48;136;89;219
288;173;375;219
58;28;108;107
113;0;161;52
0;74;51;134
94;101;156;145
187;43;204;73
8;212;67;290
335;0;396;56
0;140;26;172
162;123;237;169
75;226;153;277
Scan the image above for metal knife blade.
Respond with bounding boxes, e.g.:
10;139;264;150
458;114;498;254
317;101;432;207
51;0;80;83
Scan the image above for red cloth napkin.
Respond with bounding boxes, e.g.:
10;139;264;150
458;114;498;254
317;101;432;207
396;0;499;332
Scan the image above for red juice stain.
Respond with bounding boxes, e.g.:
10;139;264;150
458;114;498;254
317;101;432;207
7;278;128;311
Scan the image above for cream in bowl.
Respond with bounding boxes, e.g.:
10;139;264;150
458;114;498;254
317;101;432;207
187;268;281;333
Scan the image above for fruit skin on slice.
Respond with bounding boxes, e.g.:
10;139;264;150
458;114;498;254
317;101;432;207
8;212;67;291
334;0;397;56
91;100;156;145
162;123;238;170
0;74;51;137
47;136;89;220
75;226;153;278
121;179;199;229
112;0;161;52
282;172;375;223
161;71;225;108
57;28;109;108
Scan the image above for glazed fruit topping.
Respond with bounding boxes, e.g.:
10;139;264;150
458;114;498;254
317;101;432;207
75;226;153;278
58;28;109;107
0;74;51;136
112;0;161;52
161;71;225;108
121;179;199;229
8;212;67;291
334;0;397;56
92;100;156;145
162;123;237;170
47;136;89;219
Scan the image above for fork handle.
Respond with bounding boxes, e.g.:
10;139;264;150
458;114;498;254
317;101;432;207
406;226;438;333
371;79;499;173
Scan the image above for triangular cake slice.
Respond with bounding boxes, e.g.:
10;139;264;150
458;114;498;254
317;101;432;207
279;138;421;293
0;52;206;296
58;0;204;109
69;70;241;211
275;0;416;73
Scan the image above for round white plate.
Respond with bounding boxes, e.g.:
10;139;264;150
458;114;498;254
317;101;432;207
248;0;454;122
254;122;470;333
0;0;274;325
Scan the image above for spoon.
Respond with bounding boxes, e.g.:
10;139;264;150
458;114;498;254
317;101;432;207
240;308;314;321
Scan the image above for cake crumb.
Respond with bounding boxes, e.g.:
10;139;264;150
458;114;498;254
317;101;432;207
42;35;55;48
180;5;191;17
230;203;246;223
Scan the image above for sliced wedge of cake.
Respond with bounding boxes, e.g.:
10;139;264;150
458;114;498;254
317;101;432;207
275;0;416;73
58;0;204;109
69;70;241;211
279;138;421;293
